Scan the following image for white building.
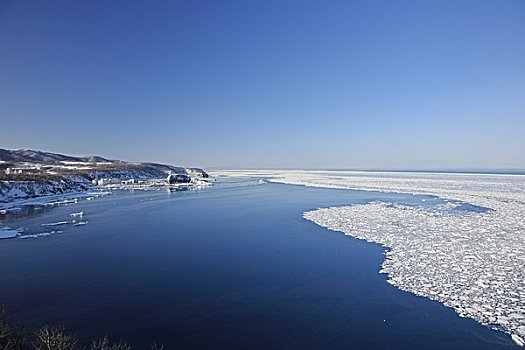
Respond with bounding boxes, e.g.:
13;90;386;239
96;178;121;186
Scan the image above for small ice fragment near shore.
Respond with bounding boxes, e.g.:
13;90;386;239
19;232;50;239
87;191;111;197
70;211;84;217
47;199;77;206
41;221;69;227
19;230;63;239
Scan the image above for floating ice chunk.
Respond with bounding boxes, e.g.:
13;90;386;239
47;198;77;206
73;221;88;226
512;334;524;347
0;228;20;239
41;221;69;227
19;230;63;239
87;191;111;197
19;232;51;239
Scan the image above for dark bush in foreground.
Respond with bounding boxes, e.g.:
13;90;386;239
0;308;162;350
0;309;27;350
34;326;78;350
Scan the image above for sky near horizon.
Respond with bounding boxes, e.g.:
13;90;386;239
0;0;524;169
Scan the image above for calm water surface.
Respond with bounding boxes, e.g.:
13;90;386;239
0;180;516;349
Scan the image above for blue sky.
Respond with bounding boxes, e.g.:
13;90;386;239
1;0;524;169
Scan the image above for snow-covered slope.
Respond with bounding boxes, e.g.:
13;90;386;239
0;178;89;202
0;148;208;204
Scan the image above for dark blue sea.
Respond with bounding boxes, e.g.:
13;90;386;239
0;179;516;349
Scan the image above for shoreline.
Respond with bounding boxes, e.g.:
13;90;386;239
0;178;212;211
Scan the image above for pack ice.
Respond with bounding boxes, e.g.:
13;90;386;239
214;170;525;345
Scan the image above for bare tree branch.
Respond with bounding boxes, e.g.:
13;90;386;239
33;326;78;350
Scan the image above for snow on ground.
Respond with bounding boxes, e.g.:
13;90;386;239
212;170;525;345
0;179;89;203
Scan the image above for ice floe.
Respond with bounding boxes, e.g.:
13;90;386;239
41;221;69;227
46;198;78;206
213;170;525;345
1;210;90;241
513;334;525;347
72;221;88;226
19;230;63;239
0;228;20;239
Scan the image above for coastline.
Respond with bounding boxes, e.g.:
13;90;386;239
0;178;212;211
0;179;212;240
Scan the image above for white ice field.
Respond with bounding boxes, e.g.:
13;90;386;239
212;170;525;346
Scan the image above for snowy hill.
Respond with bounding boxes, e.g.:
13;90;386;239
0;148;109;164
0;148;208;203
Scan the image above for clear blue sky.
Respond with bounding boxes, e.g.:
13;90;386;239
1;0;524;169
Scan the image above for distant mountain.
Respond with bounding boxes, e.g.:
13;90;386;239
0;148;110;164
0;148;201;179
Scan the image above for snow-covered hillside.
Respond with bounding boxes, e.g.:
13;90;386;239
0;178;89;202
0;148;209;204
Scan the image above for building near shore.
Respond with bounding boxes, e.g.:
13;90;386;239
95;178;121;186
